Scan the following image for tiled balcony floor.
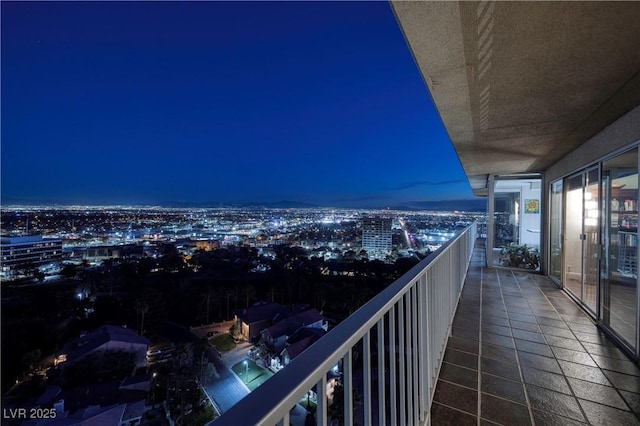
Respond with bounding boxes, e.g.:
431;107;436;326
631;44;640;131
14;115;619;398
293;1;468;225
432;241;640;425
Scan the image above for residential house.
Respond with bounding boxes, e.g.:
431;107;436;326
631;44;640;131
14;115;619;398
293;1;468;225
58;325;150;370
279;327;327;367
233;302;308;341
259;309;327;369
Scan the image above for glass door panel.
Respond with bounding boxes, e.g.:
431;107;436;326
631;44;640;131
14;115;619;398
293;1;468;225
493;190;520;267
563;167;599;314
601;148;638;350
564;174;584;301
550;180;563;283
583;168;599;313
494;192;520;248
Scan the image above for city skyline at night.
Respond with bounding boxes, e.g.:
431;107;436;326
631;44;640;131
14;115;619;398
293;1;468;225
1;1;478;208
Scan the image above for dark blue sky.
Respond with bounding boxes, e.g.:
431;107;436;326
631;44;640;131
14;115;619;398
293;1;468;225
1;1;474;208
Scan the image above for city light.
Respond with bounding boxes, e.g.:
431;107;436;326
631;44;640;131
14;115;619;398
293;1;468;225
0;204;484;424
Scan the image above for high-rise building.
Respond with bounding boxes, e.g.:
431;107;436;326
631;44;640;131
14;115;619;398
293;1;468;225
1;235;62;278
361;217;392;259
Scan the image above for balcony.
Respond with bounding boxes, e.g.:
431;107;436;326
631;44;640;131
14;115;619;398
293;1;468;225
210;2;638;423
213;222;640;425
433;240;640;425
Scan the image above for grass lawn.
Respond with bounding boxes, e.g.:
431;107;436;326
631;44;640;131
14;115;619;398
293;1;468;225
209;333;236;353
232;359;274;391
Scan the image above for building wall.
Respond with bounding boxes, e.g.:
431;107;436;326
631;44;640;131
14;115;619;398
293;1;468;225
545;106;640;183
244;319;270;340
542;106;640;275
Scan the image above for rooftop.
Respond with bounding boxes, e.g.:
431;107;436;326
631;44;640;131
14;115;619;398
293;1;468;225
263;309;324;340
62;325;149;362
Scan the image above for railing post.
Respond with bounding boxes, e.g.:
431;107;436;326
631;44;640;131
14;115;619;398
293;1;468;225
377;317;386;426
418;273;428;423
363;331;372;426
412;284;419;425
389;305;397;425
398;296;406;424
316;375;327;426
278;412;289;426
343;349;353;426
405;291;413;425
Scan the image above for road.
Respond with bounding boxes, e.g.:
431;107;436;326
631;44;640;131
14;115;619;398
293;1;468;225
201;341;250;413
161;322;249;413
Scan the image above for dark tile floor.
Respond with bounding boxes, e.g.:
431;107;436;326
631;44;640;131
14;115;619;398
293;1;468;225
432;240;640;425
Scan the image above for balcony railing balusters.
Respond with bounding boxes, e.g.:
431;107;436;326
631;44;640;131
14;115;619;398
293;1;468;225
212;223;476;426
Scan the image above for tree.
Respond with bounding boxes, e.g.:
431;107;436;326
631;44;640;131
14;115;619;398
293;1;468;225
160;243;184;272
195;337;218;385
20;262;37;278
229;323;240;340
135;299;149;336
137;256;155;277
241;284;256;308
358;249;368;260
224;287;237;320
61;264;78;280
267;284;279;303
21;349;42;370
201;362;219;383
200;286;215;325
328;382;361;424
34;270;45;283
343;250;356;261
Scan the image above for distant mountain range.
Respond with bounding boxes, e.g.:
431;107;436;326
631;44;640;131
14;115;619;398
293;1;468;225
2;197;486;212
160;199;487;212
385;199;487;212
160;200;320;209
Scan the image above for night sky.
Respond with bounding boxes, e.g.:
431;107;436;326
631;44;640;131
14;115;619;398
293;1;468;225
1;1;475;208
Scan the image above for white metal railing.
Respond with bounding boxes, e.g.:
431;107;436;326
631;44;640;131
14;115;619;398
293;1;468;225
213;222;477;426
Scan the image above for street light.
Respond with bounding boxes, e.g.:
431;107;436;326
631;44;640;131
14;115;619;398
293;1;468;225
244;360;248;384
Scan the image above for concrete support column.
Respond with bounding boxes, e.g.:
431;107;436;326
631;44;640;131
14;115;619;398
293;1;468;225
487;175;495;267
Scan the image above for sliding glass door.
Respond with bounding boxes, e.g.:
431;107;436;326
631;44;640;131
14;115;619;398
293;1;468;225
600;148;638;350
554;147;639;354
563;168;599;314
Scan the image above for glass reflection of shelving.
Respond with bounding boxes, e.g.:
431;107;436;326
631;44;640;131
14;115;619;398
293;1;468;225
613;197;638;278
618;232;637;277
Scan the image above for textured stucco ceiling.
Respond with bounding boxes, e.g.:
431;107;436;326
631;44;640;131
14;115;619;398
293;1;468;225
391;1;640;196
